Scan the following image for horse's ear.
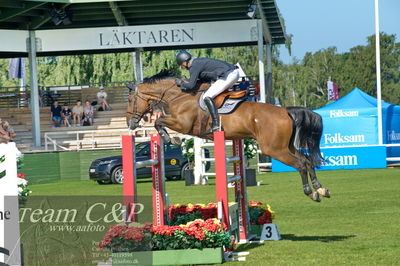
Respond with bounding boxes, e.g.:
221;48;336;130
125;82;137;95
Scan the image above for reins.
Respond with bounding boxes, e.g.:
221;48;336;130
127;79;206;118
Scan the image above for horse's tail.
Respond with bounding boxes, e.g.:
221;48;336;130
286;106;324;168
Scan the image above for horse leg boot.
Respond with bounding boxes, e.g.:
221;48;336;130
204;97;220;133
155;120;171;144
310;170;331;198
300;170;320;202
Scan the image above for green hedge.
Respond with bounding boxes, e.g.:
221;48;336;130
21;149;122;184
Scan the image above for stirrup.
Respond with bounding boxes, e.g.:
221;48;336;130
202;124;221;135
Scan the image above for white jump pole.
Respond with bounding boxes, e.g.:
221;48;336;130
374;0;383;145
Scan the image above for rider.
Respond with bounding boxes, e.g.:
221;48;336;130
175;50;240;132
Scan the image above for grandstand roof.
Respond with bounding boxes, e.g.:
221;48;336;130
0;0;286;45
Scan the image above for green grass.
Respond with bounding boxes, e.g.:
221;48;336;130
29;168;400;265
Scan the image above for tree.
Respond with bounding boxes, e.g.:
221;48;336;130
0;33;398;108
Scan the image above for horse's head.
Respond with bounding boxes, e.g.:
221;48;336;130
126;83;151;130
126;69;184;130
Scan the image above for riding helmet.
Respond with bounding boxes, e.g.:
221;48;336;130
176;50;192;65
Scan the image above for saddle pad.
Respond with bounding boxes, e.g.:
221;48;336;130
199;92;246;114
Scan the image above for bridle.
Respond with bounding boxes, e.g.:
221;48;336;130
126;82;176;124
126;84;143;124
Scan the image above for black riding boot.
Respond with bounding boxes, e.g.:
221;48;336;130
204;97;220;132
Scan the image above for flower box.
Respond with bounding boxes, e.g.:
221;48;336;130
112;247;224;265
169;201;274;227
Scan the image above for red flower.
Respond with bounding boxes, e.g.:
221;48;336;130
17;173;27;179
257;211;273;224
125;227;144;241
201;219;224;232
99;224;151;252
249;200;262;206
152;225;181;236
182;225;205;240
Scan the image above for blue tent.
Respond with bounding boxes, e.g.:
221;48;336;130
314;88;400;158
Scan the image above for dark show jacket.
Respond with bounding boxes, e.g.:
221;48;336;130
180;58;236;90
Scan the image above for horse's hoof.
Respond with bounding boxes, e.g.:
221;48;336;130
171;136;182;145
309;192;321;202
317;188;331;198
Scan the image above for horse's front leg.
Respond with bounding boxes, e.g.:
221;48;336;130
154;116;172;144
155;114;193;144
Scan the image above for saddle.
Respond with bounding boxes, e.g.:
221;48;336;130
214;90;246;108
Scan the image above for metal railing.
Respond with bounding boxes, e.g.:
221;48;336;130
44;127;162;151
0;81;131;109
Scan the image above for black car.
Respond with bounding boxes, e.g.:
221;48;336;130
89;141;209;184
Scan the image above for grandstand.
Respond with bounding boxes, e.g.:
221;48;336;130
0;85;161;152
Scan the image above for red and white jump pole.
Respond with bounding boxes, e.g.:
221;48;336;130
122;133;166;226
214;130;249;243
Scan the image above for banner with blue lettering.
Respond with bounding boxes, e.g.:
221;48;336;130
314;88;400;158
272;146;387;172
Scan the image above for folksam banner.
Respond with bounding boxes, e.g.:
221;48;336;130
272;146;387;172
315;88;400;158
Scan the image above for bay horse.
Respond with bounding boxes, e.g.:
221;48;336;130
126;70;330;202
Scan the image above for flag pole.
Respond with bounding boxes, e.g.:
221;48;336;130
375;0;383;145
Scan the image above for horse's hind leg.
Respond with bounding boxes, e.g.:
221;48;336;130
292;152;321;202
299;157;321;202
307;165;330;198
261;146;321;202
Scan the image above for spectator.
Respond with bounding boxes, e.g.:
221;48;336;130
50;101;62;128
255;82;260;102
61;103;72;127
2;120;16;141
238;77;250;91
83;100;95;126
0;118;10;143
72;100;84;126
97;86;112;111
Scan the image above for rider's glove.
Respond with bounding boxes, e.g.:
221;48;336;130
175;78;183;87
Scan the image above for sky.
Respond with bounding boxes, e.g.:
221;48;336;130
276;0;400;64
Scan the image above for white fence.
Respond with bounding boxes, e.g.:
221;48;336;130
0;143;22;265
194;137;239;185
44;127;163;151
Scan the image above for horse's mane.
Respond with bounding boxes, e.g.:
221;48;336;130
143;69;176;83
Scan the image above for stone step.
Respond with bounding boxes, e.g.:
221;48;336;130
24;119;127;129
16;143;32;153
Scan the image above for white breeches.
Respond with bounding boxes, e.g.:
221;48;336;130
203;69;240;99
